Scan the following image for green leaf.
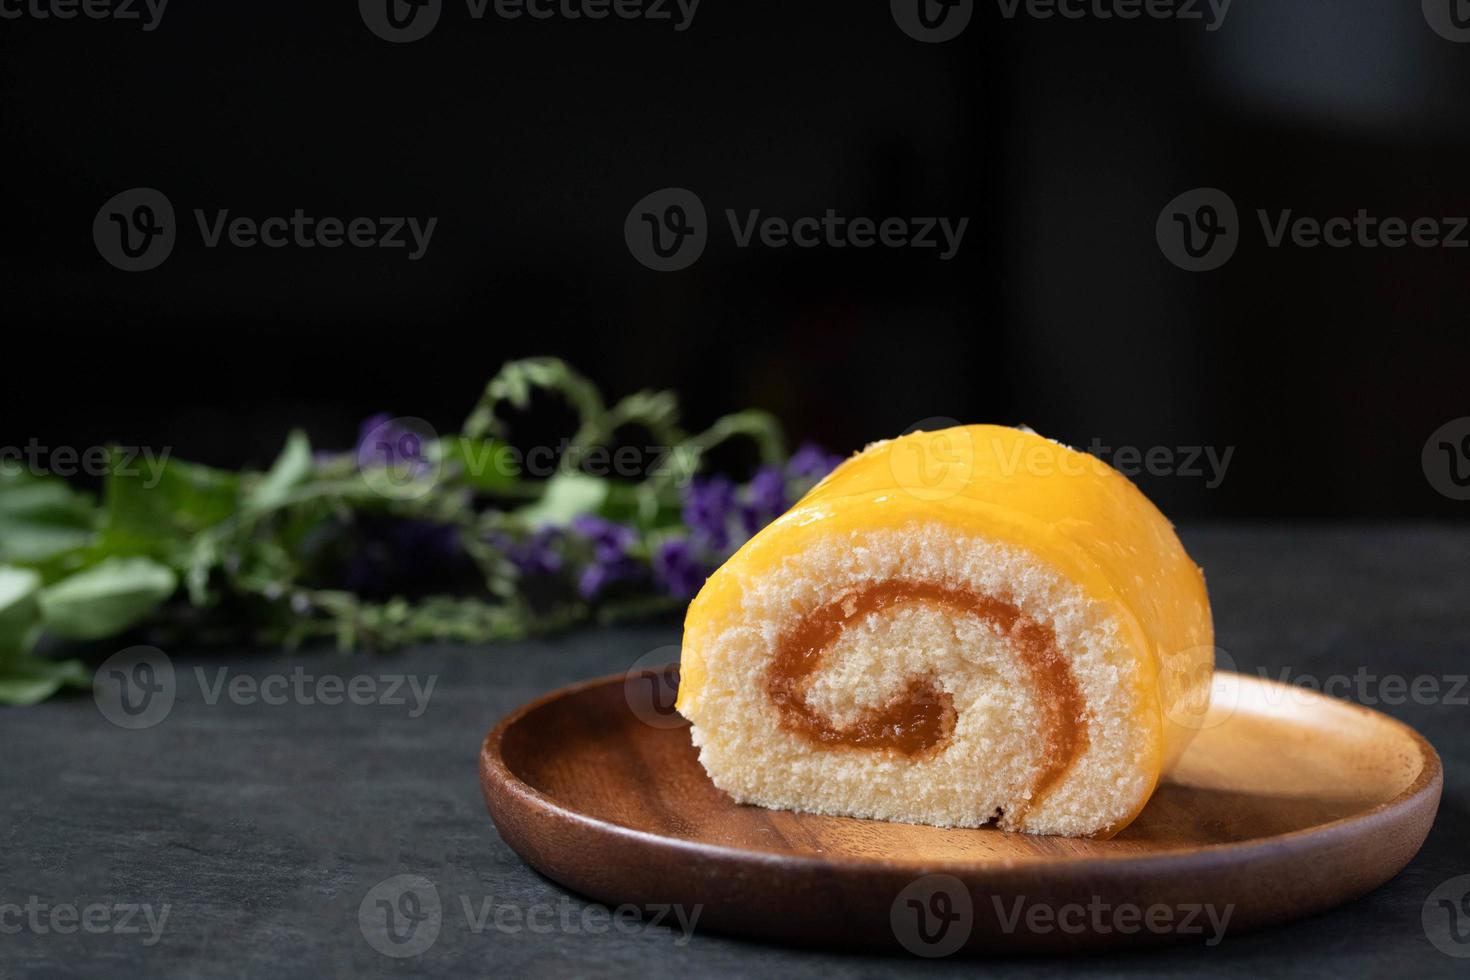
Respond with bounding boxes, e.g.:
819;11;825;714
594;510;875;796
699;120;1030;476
99;451;239;562
515;472;609;527
245;430;313;513
0;566;43;654
443;437;519;491
38;557;178;640
0;474;97;565
0;652;89;706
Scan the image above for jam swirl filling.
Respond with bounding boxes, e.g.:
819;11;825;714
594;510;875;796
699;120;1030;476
764;581;1090;813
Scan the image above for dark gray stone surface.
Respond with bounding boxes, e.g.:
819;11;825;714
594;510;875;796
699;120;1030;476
2;526;1467;978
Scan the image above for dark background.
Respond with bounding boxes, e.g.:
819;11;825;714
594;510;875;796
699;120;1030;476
2;0;1466;519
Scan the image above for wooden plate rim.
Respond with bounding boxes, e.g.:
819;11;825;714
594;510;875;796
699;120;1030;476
479;669;1443;873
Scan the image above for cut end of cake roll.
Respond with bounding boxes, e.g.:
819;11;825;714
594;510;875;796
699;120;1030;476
676;424;1214;838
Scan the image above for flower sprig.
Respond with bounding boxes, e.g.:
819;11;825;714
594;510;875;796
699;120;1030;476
0;359;844;704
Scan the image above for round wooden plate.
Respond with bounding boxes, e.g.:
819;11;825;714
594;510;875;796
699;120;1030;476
479;668;1441;953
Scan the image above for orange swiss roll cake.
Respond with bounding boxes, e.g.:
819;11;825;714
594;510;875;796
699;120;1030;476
675;424;1214;838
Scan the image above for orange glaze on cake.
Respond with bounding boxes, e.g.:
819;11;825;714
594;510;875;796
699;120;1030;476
765;581;1089;816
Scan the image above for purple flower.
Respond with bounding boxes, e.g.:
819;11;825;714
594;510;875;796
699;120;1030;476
787;442;844;482
737;465;787;536
653;538;707;599
576;556;644;600
682;476;735;550
356;413;430;476
495;527;564;577
575;563;615;600
570;516;642;600
747;465;787;513
570;515;638;562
